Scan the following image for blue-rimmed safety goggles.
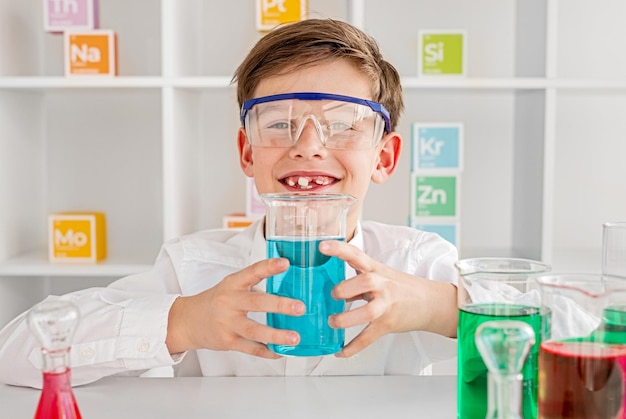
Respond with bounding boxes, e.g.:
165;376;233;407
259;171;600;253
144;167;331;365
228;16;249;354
240;92;391;150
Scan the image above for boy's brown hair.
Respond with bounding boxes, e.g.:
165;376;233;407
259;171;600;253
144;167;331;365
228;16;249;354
232;18;404;131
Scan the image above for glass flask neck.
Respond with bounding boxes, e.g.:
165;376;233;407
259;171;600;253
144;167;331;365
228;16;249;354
41;347;70;374
487;372;523;419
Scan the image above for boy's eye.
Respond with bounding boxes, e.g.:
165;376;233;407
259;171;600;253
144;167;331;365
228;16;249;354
266;121;291;130
327;121;353;132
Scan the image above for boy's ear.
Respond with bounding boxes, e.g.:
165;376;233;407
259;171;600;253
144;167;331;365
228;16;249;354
371;132;402;184
238;128;255;177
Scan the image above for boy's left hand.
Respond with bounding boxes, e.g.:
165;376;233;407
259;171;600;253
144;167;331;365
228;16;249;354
318;240;457;358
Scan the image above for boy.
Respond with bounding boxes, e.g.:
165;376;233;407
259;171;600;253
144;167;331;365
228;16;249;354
0;19;458;387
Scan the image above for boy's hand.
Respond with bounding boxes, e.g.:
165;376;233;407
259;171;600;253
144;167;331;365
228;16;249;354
319;240;458;358
165;258;305;358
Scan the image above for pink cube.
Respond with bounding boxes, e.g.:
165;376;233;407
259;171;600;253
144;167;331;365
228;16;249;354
43;0;99;32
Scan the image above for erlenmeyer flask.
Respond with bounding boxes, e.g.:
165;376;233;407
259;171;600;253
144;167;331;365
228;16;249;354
476;320;536;419
27;300;82;419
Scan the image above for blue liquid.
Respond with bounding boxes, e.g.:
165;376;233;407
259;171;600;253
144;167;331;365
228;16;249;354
267;238;345;356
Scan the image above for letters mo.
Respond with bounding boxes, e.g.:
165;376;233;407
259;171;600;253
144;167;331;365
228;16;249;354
55;229;88;247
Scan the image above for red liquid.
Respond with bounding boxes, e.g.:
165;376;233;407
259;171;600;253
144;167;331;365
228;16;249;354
35;369;82;419
538;341;626;419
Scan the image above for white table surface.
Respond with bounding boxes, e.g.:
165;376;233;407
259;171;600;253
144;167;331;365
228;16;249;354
0;375;457;418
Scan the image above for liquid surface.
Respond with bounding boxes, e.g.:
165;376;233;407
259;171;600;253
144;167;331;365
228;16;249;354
267;238;345;356
458;303;543;419
538;341;626;419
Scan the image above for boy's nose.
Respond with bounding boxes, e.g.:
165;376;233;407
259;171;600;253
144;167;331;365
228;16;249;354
293;115;327;146
289;117;328;158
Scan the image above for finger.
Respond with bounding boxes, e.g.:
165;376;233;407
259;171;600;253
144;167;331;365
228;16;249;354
235;319;300;348
331;272;379;300
329;298;385;329
229;337;283;359
334;324;383;358
228;258;289;289
319;240;376;273
235;292;305;317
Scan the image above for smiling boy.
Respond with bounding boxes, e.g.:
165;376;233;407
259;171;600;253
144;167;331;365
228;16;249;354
0;19;458;387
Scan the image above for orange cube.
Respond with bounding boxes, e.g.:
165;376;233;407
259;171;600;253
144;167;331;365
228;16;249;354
64;30;117;76
222;213;255;230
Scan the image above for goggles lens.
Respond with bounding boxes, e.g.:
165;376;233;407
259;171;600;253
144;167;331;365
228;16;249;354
241;93;391;150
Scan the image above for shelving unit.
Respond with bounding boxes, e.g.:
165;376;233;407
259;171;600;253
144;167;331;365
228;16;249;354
1;0;626;328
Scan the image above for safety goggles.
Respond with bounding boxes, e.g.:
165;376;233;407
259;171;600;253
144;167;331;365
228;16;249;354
240;92;391;150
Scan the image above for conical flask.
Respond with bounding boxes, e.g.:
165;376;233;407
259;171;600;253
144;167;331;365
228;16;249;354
476;320;535;419
27;300;82;419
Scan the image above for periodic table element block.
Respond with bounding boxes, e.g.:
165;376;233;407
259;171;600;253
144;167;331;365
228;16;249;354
222;213;256;230
410;173;460;218
411;221;459;248
246;177;266;219
44;0;99;32
418;30;467;77
64;30;117;77
49;212;107;262
411;123;463;171
256;0;308;32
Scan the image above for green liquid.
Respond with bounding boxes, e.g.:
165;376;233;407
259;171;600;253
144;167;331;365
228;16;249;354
458;303;543;419
584;306;626;345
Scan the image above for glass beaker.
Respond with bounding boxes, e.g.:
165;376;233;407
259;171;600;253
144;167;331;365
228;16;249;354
535;273;626;419
456;257;551;419
603;222;626;278
261;192;356;357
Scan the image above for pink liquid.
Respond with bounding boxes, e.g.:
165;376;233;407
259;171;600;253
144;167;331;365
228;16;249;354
35;369;82;419
538;341;626;419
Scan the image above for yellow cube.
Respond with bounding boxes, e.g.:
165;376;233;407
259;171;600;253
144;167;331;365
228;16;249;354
256;0;307;32
49;212;107;262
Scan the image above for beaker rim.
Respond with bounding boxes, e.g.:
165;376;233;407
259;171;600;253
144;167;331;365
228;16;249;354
604;221;626;228
534;273;626;299
455;257;551;276
260;192;357;202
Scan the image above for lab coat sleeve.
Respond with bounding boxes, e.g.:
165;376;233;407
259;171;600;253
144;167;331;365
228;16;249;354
0;244;185;389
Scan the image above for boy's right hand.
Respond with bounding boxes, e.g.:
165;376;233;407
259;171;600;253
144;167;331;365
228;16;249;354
165;258;304;358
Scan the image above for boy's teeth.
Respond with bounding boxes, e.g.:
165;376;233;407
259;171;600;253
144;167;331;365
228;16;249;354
284;175;334;189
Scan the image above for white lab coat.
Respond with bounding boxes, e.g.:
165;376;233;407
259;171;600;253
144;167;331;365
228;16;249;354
0;220;458;388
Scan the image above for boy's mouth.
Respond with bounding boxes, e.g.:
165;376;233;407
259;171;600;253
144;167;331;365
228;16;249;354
280;175;338;191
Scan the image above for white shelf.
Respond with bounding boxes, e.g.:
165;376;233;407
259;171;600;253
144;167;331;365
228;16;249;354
4;76;626;91
0;251;151;277
0;76;234;89
402;77;626;90
0;77;165;89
